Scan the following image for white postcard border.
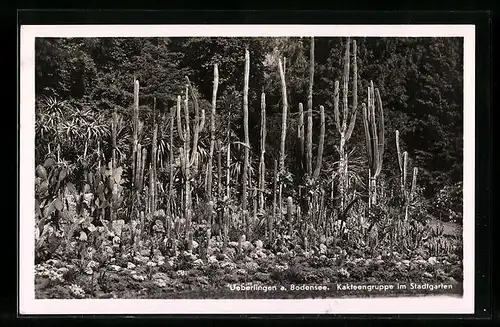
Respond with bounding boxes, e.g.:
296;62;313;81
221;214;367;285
19;24;475;315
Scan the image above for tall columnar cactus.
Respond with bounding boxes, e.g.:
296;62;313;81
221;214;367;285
299;37;324;219
242;49;250;237
148;162;154;217
396;129;403;194
258;92;267;211
96;142;101;168
134;144;146;192
132;79;140;190
149;123;158;216
135;143;142;190
297;103;305;172
278;57;288;173
362;80;385;206
306;37;314;176
411;167;418;203
110;107;118;221
207;200;214;226
206;64;219;201
139;147;147;192
312;105;325;180
287;196;293;236
168;105;174;215
111;107;118;170
306;101;313;177
226;111;231;200
248;156;253;222
395;130;419;220
333;38;358;212
217;139;222;201
186;76;205;173
253;181;258;228
319;189;326;235
279;183;283;222
271;159;277;239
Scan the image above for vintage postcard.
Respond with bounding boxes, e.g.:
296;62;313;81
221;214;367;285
19;24;475;314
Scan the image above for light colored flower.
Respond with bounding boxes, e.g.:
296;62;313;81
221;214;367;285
112;236;121;246
79;231;87;242
69;284;85;298
220;261;236;270
153;278;166;288
131;274;146;281
245;261;259;271
339;267;350;278
256;250;267;259
176;270;187;277
208;255;218;265
236;268;247;275
87;260;99;269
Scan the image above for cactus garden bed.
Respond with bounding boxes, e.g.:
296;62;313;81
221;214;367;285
32;36;465;301
35;218;463;299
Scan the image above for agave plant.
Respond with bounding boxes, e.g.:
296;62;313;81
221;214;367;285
35;96;68;158
63;106;108;156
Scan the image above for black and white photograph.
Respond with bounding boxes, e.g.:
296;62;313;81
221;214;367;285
19;24;475;314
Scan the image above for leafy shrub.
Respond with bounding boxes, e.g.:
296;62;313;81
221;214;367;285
433;181;463;223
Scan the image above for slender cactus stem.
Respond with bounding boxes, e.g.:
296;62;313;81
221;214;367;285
298;103;305;171
132;79;140;190
271;159;277;239
333;38;358;212
278;58;288;173
242;49;250;238
312;105;325;180
363;79;385;206
259;92;267;211
206;64;219;201
306;37;314;176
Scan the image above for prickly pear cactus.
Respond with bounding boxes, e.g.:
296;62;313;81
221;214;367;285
35;156;72;257
75;161;125;220
35;156;70;222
